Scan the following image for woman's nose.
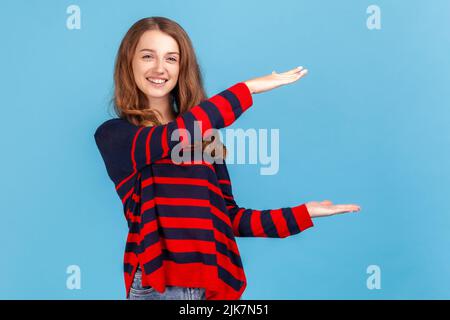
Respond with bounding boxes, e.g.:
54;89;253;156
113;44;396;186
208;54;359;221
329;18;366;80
154;59;165;72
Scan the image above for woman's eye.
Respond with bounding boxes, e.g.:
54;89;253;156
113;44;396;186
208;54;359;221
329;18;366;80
142;55;176;62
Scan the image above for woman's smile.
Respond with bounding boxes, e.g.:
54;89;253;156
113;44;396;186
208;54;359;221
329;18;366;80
146;77;168;87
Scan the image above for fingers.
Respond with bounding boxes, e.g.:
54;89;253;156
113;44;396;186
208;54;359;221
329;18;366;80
277;69;308;84
283;66;304;75
332;204;361;213
272;67;298;75
307;202;361;218
289;67;308;77
273;66;308;77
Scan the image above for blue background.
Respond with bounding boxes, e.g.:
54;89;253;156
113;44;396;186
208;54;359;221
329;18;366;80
1;0;449;299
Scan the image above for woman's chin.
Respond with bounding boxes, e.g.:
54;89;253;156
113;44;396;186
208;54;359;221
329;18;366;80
146;88;169;97
146;84;173;96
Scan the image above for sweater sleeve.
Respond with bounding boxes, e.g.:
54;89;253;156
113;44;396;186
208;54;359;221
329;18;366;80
94;82;253;184
214;161;314;238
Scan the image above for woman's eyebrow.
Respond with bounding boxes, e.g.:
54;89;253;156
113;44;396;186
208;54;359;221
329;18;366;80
139;48;180;55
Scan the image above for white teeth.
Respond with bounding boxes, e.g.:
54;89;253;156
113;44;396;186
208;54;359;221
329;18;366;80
147;78;167;84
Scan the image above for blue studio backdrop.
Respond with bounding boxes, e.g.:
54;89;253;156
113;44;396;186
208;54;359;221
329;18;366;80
1;0;449;299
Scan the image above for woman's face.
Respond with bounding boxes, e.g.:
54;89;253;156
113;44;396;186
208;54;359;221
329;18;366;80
132;30;180;100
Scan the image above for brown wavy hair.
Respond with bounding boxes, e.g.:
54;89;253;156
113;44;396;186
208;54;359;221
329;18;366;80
110;16;226;160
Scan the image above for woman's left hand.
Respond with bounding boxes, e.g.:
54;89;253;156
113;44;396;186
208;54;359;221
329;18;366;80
305;200;361;218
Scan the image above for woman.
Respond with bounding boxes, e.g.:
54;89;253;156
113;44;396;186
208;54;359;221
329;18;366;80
94;16;361;300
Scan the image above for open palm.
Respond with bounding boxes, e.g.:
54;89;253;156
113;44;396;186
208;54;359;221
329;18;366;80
244;66;308;94
306;200;361;218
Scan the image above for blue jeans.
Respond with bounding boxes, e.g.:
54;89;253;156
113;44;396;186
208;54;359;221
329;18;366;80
127;266;206;300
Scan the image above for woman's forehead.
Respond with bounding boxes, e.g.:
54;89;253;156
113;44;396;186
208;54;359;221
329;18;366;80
137;30;179;54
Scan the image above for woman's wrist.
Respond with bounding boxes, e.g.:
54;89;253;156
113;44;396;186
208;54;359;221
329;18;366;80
243;81;254;94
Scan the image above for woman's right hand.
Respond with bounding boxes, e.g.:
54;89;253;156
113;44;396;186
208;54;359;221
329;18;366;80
244;66;308;94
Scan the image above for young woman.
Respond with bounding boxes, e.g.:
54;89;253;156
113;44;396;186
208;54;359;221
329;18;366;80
94;16;361;300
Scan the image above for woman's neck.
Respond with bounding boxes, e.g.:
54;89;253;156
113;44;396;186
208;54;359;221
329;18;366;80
147;95;177;124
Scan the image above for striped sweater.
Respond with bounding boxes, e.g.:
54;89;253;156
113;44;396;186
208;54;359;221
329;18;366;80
93;82;314;300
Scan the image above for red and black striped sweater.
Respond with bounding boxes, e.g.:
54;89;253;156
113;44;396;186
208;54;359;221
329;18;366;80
94;82;314;300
